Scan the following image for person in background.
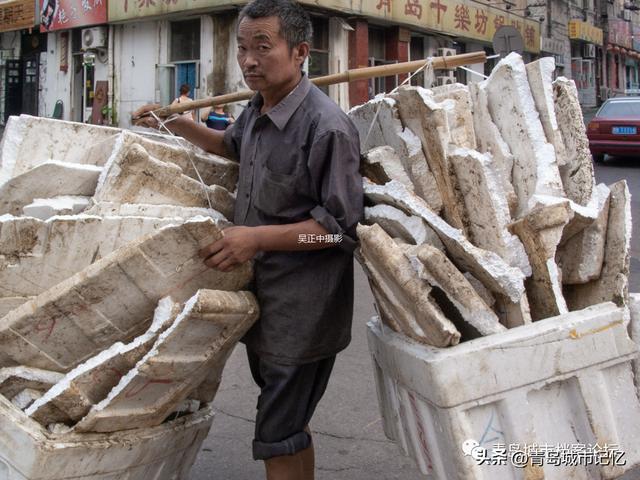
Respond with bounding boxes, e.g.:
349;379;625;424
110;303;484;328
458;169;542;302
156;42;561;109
201;93;236;130
172;84;195;121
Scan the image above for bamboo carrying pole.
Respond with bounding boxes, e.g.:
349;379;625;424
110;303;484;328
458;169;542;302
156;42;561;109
147;51;486;118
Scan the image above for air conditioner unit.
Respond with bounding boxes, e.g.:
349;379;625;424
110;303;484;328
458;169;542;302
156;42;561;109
81;27;107;50
583;44;596;58
436;76;456;86
437;47;457;58
623;9;632;20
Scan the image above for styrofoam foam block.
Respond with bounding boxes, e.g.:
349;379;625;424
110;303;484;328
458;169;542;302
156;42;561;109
22;196;91;220
0;214;204;298
0;394;213;480
629;293;640;400
0;161;101;215
367;302;640;479
0;218;252;373
0;115;119;187
74;289;259;432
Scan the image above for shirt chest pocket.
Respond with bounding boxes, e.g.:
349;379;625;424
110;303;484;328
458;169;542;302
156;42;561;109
254;165;301;219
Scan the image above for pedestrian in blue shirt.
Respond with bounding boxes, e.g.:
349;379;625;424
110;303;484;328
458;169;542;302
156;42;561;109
202;94;236;130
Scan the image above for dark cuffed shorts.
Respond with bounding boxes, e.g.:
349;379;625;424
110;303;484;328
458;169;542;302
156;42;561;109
247;348;336;461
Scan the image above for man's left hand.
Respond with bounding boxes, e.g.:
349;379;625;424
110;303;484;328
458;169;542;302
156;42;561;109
199;226;260;272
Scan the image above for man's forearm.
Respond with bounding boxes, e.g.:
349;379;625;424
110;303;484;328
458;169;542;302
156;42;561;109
167;116;228;157
199;218;341;272
254;218;336;252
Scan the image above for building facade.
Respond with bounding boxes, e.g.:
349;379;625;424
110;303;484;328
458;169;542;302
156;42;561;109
3;0;637;128
603;0;640;96
342;0;541;106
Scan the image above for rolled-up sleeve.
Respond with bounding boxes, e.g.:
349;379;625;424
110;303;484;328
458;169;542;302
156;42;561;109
308;128;363;253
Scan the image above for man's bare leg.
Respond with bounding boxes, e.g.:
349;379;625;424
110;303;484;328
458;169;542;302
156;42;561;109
264;453;304;480
301;426;315;479
264;426;315;480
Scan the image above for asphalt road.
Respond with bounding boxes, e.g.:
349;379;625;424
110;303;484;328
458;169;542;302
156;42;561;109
583;106;638;292
593;158;639;293
190;118;639;480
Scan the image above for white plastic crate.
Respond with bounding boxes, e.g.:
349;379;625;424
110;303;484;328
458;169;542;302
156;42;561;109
367;302;640;480
0;394;213;480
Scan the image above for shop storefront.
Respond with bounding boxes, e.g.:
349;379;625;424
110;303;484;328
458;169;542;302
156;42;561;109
39;0;109;123
330;0;541;106
606;18;635;96
0;0;36;123
109;0;354;123
568;20;603;107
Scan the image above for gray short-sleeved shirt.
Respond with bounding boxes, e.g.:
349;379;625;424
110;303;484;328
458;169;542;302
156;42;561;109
223;74;363;365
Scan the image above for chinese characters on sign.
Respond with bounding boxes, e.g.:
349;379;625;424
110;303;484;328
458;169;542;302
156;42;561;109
405;0;423;19
524;25;536;48
475;10;488;35
454;5;470;31
376;0;392;13
108;0;540;53
568;19;604;46
607;19;632;49
109;0;244;21
430;0;448;25
345;0;540;52
40;0;107;32
0;0;35;33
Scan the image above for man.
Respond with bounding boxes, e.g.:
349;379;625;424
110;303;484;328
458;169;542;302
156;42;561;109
137;1;362;478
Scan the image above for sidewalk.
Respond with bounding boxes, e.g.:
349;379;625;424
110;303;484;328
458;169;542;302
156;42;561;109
189;263;424;479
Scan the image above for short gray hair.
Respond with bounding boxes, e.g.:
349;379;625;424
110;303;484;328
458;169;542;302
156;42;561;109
239;0;313;51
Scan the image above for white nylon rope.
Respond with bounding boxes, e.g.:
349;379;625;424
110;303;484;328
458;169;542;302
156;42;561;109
149;111;215;211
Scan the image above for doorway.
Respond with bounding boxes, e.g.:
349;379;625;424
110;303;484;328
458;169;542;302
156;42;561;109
21;54;39;116
170;18;200;100
175;62;197;99
4;59;21;122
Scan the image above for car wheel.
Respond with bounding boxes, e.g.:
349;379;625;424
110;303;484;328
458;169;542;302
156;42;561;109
593;153;605;163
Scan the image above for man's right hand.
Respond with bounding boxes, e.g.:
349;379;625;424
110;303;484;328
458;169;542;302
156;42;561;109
130;102;229;158
199;226;261;272
131;103;163;129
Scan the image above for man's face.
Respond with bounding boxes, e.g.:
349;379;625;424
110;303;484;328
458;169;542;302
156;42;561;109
237;15;306;94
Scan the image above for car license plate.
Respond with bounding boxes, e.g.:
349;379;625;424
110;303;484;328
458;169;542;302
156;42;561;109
612;126;637;134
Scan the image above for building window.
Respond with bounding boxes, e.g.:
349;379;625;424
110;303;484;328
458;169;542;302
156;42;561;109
368;26;385;60
410;36;425;87
308;16;329;94
170;19;201;62
368;26;396;97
